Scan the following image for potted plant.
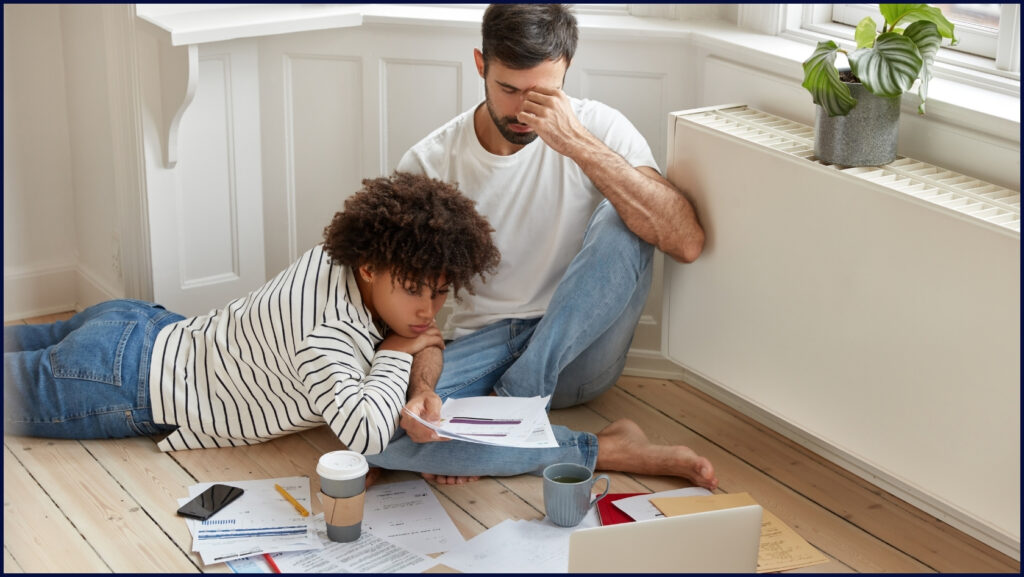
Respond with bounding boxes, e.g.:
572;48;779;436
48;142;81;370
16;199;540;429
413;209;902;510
801;4;957;167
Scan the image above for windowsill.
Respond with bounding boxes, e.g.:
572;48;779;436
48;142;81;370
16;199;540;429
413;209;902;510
135;3;1020;144
685;21;1020;142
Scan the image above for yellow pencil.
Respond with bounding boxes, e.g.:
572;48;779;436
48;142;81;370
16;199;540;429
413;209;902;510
274;483;309;517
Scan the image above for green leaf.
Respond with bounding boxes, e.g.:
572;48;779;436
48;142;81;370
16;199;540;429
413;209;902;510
903;20;940;114
880;3;957;43
880;4;926;29
854;16;877;49
801;40;858;117
849;32;923;98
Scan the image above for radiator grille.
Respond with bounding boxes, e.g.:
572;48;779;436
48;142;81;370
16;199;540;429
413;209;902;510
679;105;1021;232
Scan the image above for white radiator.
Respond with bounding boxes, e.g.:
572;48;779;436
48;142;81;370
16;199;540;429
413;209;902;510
662;104;1020;558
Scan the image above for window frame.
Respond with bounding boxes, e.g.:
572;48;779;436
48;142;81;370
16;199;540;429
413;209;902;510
831;3;1006;61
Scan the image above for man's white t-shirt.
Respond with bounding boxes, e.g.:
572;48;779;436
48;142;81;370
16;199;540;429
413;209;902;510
397;97;658;338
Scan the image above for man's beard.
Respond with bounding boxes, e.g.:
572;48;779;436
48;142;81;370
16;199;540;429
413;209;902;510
484;87;538;146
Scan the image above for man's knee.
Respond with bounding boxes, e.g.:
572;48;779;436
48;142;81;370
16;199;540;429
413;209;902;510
550;348;628;409
583;201;654;275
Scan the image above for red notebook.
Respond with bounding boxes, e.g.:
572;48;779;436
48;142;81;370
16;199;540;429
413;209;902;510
597;493;647;526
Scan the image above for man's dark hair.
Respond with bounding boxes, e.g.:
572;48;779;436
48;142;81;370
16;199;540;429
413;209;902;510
481;4;578;70
323;172;500;299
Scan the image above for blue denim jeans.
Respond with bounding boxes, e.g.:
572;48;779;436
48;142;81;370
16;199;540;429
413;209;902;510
4;299;183;439
366;200;654;476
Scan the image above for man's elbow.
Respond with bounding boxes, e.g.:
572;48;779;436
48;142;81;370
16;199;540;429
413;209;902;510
667;230;704;263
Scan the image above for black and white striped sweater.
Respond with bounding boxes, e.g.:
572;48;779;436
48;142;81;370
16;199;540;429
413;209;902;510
149;245;411;454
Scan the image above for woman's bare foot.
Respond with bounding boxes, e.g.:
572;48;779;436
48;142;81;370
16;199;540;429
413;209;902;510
595;419;718;491
365;466;383;489
421;472;482;485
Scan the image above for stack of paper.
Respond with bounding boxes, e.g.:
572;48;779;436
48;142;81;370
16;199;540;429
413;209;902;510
404;395;558;448
228;514;438;574
433;509;601;573
180;477;321;565
227;479;459;573
610;486;712;520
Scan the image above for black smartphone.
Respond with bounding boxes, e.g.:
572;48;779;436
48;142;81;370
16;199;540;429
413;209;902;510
176;484;245;521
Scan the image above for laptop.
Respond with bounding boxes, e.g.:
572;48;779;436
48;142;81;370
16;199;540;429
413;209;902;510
567;504;762;573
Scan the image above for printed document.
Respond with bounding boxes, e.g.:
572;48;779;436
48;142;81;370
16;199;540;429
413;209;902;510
403;395;558;448
433;509;601;573
180;476;321;565
227;514;437;573
362;479;465;556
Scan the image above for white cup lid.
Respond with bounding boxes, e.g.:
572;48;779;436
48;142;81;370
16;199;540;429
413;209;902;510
316;450;369;480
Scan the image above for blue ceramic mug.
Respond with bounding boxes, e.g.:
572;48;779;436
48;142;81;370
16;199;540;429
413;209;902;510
542;462;611;527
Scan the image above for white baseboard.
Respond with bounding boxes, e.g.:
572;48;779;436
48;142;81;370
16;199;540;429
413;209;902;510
76;263;122;310
623;348;686;380
3;264;79;321
4;264;121;322
671;363;1020;561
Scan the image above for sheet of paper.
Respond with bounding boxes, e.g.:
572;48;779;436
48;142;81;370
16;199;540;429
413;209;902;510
434;509;600;573
611;486;712;521
403;395;558;448
181;476;321;565
227;514;438;574
363;479;465;556
650;492;830;573
225;555;272;573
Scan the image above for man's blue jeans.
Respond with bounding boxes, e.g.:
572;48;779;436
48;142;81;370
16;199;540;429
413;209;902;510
4;299;183;439
366;200;654;477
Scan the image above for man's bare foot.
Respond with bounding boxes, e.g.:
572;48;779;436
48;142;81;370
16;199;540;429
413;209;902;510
421;472;482;485
595;419;719;491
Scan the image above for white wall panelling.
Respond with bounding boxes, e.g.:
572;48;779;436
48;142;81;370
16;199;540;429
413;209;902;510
142;35;266;316
382;58;465;173
178;53;239;285
286;54;364;262
259;23;481;279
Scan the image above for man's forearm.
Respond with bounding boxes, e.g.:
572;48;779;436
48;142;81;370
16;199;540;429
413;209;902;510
409;345;443;397
571;136;704;263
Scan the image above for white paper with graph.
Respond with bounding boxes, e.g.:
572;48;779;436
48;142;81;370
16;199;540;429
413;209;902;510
403;395;558;448
179;476;321;565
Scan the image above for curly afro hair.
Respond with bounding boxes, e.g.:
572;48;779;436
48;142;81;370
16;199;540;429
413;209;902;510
323;172;500;299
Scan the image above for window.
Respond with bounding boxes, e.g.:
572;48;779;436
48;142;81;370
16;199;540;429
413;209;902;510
827;4;1019;74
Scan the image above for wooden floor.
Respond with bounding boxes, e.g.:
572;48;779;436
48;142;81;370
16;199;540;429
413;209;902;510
3;312;1019;573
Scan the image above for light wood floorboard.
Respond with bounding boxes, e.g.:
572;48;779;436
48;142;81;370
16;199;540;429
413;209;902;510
3;312;1018;573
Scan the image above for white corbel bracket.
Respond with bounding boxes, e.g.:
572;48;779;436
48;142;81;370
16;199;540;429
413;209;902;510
135;3;370;168
159;41;197;169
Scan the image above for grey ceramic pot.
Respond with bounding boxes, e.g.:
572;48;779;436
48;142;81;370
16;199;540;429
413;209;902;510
814;82;901;167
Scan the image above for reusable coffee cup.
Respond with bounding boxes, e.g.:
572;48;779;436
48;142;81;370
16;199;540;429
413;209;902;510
542;462;611;528
316;450;369;542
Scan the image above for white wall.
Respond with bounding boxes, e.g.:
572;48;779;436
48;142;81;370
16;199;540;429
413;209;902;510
3;5;128;320
61;6;125;305
3;4;79;318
